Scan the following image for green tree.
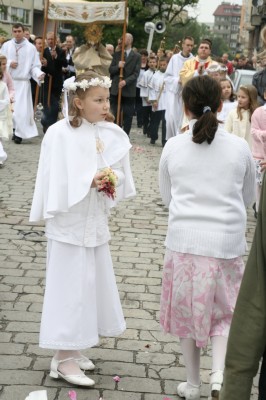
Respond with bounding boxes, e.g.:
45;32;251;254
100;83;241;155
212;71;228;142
210;36;231;58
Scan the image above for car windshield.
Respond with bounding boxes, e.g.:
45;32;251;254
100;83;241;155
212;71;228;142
238;74;254;87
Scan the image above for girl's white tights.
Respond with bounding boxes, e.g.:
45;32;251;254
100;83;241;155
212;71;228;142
180;336;228;386
210;335;228;372
180;338;201;387
55;350;84;375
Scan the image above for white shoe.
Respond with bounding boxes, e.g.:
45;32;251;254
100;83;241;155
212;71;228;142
177;382;201;399
75;355;95;371
49;357;95;387
210;370;223;398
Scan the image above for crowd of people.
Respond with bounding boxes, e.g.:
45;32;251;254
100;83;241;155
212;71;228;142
0;22;266;400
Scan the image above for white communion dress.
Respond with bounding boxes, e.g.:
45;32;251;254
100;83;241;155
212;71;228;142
30;118;136;349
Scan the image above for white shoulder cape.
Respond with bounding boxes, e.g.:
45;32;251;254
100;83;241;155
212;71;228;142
30;119;135;222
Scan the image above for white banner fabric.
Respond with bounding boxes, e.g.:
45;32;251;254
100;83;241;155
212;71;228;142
48;0;126;24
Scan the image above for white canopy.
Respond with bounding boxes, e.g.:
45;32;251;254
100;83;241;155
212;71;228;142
48;0;126;24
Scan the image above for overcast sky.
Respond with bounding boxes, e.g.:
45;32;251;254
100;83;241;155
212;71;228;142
189;0;243;23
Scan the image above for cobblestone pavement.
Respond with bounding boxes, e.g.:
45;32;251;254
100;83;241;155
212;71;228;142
0;121;259;400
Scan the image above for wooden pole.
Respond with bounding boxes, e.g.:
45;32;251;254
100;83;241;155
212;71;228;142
116;0;128;125
47;21;57;108
34;0;49;112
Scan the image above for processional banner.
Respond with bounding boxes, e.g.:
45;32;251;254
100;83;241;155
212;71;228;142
48;0;126;24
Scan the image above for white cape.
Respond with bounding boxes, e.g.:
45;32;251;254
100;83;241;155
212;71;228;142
30;119;135;222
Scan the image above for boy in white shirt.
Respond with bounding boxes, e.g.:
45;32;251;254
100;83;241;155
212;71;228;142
139;56;157;137
149;56;168;146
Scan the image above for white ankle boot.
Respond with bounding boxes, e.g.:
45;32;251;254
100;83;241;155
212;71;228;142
210;370;223;398
177;382;201;400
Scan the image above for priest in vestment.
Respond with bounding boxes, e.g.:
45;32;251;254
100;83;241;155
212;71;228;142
164;36;194;139
179;39;218;87
1;23;44;143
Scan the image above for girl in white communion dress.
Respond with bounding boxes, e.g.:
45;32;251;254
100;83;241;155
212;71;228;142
30;71;135;387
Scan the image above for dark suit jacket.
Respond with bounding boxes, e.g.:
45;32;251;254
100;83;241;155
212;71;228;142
42;46;67;97
109;49;141;97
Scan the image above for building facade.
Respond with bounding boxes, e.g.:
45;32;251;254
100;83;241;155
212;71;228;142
213;1;242;55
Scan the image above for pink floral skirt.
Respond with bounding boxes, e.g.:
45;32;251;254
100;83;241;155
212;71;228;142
160;250;244;347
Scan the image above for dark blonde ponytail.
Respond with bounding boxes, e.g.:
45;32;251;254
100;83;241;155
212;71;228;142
182;75;222;145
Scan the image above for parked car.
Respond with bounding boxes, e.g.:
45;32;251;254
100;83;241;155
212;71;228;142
231;69;256;92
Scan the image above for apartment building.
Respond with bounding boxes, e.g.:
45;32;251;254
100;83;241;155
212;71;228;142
213;1;242;55
0;0;59;39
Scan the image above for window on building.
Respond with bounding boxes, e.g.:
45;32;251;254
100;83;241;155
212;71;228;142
11;7;30;24
0;5;8;21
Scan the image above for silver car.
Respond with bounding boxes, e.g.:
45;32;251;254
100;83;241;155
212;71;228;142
232;69;256;92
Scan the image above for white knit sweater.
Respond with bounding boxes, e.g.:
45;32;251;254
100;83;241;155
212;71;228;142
159;124;255;258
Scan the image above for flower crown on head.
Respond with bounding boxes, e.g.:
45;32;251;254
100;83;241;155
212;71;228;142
63;76;112;93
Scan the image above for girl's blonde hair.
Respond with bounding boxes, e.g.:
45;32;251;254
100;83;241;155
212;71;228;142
237;85;259;121
68;70;114;128
0;54;7;63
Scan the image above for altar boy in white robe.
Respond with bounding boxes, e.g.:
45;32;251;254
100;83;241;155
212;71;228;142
148;56;168;146
1;23;44;144
164;36;194;140
139;56;157;137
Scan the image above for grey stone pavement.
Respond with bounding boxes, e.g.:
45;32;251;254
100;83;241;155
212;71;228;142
0;120;259;400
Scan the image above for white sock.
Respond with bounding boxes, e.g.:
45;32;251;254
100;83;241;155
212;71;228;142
180;338;201;386
211;335;228;372
54;350;84;375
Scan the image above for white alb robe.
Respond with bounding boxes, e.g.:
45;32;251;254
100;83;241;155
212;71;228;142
164;52;194;139
148;70;167;112
139;69;154;106
1;38;42;139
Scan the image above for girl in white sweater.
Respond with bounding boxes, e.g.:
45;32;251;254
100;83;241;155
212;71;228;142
159;75;255;400
225;84;259;148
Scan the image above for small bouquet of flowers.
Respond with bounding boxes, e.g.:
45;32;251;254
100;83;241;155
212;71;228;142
98;167;118;200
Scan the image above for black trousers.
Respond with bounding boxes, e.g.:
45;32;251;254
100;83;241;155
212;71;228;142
135;88;143;127
150;110;166;144
259;349;266;400
41;91;61;131
110;95;135;135
142;105;152;136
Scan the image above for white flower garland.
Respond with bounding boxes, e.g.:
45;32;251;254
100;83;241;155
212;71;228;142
63;76;112;93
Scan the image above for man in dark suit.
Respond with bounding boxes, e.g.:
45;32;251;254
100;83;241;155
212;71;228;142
41;31;67;133
62;35;76;80
109;33;141;136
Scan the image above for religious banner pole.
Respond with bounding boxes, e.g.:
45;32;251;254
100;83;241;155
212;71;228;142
34;0;49;112
116;0;128;126
47;21;57;108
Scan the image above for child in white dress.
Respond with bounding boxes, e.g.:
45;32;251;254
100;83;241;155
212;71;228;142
217;78;237;124
30;71;136;387
225;85;259;148
0;62;11;165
